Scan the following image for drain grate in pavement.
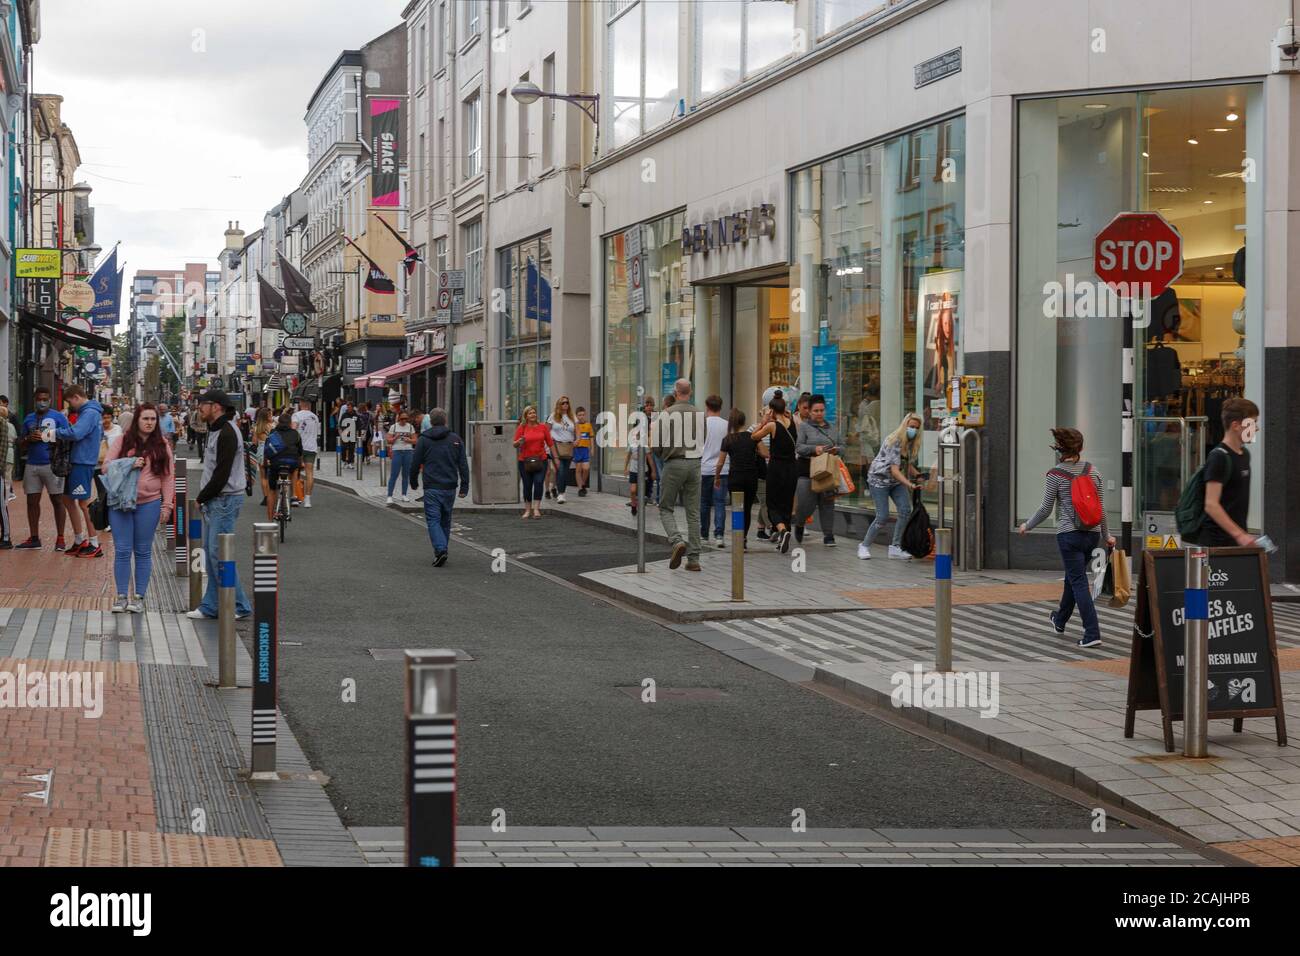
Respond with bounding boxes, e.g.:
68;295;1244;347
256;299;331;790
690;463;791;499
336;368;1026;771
616;686;730;701
368;648;474;662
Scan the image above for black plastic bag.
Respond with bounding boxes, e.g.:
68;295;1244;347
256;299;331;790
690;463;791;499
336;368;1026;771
89;475;110;531
900;487;933;559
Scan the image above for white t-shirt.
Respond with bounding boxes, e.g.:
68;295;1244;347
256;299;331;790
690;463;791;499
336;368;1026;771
388;422;416;451
292;410;321;452
700;414;730;476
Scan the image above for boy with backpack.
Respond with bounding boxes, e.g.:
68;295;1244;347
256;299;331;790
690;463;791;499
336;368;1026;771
1018;427;1115;648
1177;397;1260;548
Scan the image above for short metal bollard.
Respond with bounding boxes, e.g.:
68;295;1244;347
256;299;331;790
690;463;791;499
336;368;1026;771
379;447;388;488
336;447;342;476
251;523;280;773
174;458;188;576
1184;547;1210;758
217;533;237;689
187;500;204;611
934;528;953;672
356;447;364;481
405;650;458;867
731;489;744;601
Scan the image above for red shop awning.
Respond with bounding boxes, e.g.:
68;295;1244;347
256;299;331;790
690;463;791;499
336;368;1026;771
354;352;445;388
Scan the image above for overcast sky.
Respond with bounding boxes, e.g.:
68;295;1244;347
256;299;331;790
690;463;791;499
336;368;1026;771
34;0;406;330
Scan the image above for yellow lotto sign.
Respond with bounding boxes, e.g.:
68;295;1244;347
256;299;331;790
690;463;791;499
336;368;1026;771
15;248;62;278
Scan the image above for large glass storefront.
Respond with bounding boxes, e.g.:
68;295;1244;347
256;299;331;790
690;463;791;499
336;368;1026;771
499;232;553;421
1016;85;1263;535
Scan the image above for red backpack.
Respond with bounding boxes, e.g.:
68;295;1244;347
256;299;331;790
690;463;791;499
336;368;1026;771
1053;462;1103;530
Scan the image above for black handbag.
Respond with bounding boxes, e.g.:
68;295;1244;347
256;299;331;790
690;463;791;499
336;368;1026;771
88;475;110;531
524;455;546;474
900;487;934;559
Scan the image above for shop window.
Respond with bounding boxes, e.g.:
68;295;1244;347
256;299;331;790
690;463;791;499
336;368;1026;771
1015;85;1262;535
500;233;553;420
605;0;678;149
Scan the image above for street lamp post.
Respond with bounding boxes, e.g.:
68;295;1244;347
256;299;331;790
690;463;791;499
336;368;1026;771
510;81;600;160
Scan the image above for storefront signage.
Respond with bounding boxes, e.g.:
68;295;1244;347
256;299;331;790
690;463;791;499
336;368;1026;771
812;345;839;426
1126;549;1287;750
660;362;678;399
1094;212;1183;298
282;337;316;350
624;226;646;315
345;357;365;375
59;280;95;313
452;342;480;371
680;204;776;256
428;326;447;351
914;48;962;88
16;248;61;278
28;277;57;320
370;98;402;207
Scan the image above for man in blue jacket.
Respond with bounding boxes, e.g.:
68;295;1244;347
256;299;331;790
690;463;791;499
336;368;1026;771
408;407;469;567
55;385;104;558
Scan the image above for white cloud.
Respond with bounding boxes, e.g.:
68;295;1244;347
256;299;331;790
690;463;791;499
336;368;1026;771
32;0;407;331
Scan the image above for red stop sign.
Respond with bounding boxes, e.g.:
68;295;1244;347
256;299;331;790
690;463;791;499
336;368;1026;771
1094;212;1183;298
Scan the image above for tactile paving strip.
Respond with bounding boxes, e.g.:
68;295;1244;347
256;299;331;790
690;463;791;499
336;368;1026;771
43;828;282;866
138;663;272;841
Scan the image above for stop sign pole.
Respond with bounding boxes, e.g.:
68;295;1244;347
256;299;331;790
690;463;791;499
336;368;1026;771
1093;212;1183;560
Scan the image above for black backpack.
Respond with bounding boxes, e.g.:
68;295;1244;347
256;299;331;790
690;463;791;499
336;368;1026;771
900;487;934;559
50;438;73;478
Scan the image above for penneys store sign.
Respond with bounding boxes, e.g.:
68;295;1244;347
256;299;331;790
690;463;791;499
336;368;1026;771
681;204;776;256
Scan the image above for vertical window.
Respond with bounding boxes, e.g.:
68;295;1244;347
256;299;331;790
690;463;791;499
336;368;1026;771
435;117;445;198
416;132;426;206
463;0;482;43
463;219;483;306
417;23;427;88
697;0;794;99
517;71;531;184
495;89;508;193
819;0;905;38
463;93;481;180
435;237;448;276
542;55;555;169
607;2;641;148
436;2;447;71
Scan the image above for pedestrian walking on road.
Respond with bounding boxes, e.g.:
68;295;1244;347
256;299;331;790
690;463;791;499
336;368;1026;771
105;403;175;613
546;396;577;503
751;392;797;553
409;408;469;567
385;409;417;503
513;405;555;519
55;385;105;558
792;395;842;548
860;413;926;561
1018;427;1114;648
699;394;730;548
291;398;320;508
655;378;705;572
14;386;68;550
715;409;759;549
188;388;252;621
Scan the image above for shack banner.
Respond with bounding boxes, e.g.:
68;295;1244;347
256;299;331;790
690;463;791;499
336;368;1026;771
370;98;401;207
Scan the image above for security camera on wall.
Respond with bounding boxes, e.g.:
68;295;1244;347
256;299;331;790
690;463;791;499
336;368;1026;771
1272;19;1300;72
577;189;594;208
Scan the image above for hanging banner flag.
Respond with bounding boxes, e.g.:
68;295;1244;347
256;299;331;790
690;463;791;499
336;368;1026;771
88;248;122;327
259;273;287;330
370;98;401;207
376;215;423;275
278;253;316;314
343;234;397;294
525;257;552;323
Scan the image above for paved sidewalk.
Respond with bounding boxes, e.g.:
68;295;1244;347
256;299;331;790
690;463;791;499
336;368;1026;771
349;825;1221;866
0;504;360;867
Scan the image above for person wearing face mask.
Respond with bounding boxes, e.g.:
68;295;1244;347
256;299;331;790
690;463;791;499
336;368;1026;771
860;414;926;560
1017;427;1115;649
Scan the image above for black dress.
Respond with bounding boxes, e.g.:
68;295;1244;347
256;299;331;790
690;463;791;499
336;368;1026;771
766;417;798;529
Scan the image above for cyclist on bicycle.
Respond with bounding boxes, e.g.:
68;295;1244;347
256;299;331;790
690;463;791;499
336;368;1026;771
261;411;304;522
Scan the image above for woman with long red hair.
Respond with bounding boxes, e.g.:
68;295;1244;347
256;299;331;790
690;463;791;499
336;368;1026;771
105;403;175;613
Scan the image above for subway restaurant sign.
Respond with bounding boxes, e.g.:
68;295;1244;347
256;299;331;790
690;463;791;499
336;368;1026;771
681;204;776;256
15;248;62;278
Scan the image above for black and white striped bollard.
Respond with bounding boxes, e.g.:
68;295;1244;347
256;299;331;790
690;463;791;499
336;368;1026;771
405;650;457;867
251;522;279;773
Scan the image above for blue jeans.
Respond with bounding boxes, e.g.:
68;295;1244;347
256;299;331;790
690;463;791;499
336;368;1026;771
554;457;571;494
700;474;728;537
109;498;161;597
388;449;413;496
199;494;252;618
1056;530;1101;641
519;461;545;502
863;482;911;547
423;487;456;555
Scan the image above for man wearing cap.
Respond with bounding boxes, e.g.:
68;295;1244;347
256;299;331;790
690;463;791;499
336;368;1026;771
187;389;251;620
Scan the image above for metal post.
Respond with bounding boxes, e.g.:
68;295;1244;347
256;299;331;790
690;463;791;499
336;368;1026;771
356;444;364;481
174;458;188;577
730;489;744;601
252;523;279;773
336;446;342;476
405;650;458;867
217;533;236;689
379;446;388;489
935;527;953;672
187;500;204;611
1184;547;1210;758
1121;299;1134;557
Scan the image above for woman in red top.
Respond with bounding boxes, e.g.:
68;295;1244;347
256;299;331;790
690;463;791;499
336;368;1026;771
513;405;556;519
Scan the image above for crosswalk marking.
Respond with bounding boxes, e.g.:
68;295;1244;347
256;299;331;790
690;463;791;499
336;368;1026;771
707;601;1300;670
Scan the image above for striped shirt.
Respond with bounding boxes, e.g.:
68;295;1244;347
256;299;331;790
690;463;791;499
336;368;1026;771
1024;460;1111;537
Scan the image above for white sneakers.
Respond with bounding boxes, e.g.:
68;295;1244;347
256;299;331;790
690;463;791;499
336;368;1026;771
184;609;211;620
888;545;912;560
401;494;409;502
304;496;312;508
556;493;567;503
858;544;871;560
386;495;394;504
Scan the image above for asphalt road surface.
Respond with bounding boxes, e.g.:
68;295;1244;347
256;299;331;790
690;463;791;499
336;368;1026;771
223;482;1092;831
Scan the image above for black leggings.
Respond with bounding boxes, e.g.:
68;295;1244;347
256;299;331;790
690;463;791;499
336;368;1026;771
729;476;758;539
519;460;546;502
